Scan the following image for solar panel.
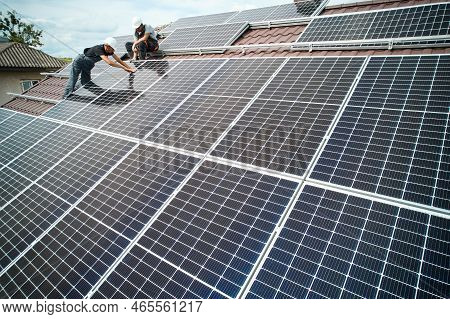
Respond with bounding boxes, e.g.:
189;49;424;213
298;3;450;43
160;22;248;51
162;11;238;34
227;6;279;24
0;113;34;143
101;91;188;139
265;1;323;21
212;57;365;176
150;59;225;94
128;161;298;298
0;119;60;166
0;184;71;271
76;146;200;240
92;245;226;299
246;184;449;299
37;134;135;204
6;125;90;186
311;55;450;210
147;95;251;153
0;208;130;298
195;58;285;98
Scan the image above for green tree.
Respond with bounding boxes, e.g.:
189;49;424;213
0;10;43;47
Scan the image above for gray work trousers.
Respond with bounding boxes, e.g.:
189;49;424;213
63;54;95;98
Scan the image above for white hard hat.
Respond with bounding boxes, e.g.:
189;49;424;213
104;37;117;50
132;17;143;29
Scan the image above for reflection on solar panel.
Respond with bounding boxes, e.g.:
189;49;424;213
97;161;298;298
228;0;322;23
0;185;71;271
162;11;238;34
311;55;450;210
92;245;226;299
0;208;130;298
213;57;365;176
247;185;449;299
0;119;60;166
298;3;450;43
37;134;135;204
160;23;248;51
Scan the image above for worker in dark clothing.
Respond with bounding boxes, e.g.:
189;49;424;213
125;17;159;60
63;37;136;98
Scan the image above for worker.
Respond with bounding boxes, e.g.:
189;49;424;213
126;17;159;60
63;37;136;98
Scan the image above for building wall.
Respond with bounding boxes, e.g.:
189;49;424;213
0;70;44;106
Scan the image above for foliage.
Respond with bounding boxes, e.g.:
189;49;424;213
0;10;43;47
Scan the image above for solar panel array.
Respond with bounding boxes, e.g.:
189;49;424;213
162;11;238;34
1;31;449;301
297;3;450;43
159;23;248;52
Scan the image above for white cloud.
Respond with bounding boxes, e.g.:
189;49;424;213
1;0;290;57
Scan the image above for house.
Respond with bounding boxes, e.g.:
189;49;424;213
0;41;66;106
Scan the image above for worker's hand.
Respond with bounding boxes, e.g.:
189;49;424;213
132;43;138;52
127;67;137;73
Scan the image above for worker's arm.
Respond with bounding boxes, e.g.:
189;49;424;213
132;32;151;50
112;54;133;69
100;55;136;73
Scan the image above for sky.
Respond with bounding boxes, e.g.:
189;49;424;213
0;0;294;58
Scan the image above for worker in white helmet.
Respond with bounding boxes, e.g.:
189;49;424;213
63;37;136;98
126;17;159;60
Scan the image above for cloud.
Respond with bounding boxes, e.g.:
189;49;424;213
1;0;290;57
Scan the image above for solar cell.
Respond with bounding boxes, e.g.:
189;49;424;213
0;119;60;166
246;185;449;299
0;185;71;271
102;91;189;139
7;125;91;182
298;3;450;43
162;11;238;34
134;161;298;298
147;95;251;153
160;22;247;51
76;146;200;240
311;55;450;210
212;57;365;176
0;208;130;298
92;245;226;299
37;134;135;204
0;113;34;143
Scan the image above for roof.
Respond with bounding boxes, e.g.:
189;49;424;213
0;42;66;69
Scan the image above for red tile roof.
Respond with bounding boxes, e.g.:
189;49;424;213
2;98;54;116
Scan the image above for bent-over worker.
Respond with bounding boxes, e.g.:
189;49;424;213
63;37;136;98
126;17;159;60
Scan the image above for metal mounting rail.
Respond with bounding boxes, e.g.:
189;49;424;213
6;92;61;104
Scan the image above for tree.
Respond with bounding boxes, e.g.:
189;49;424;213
0;10;43;47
